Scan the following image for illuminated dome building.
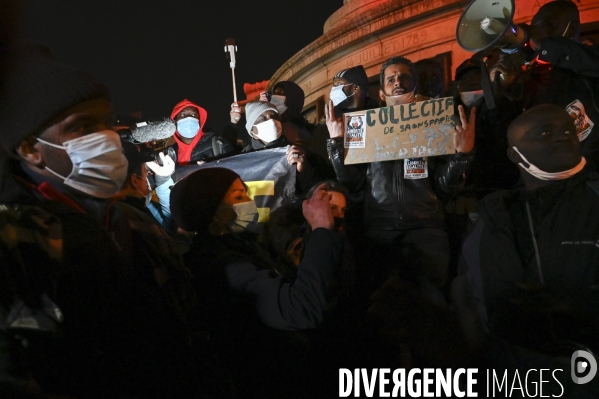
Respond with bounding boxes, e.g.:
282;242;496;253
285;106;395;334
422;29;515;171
244;0;599;122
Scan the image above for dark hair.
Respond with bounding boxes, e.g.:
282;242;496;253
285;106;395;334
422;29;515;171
379;56;418;91
305;180;349;201
536;0;580;23
415;59;442;72
132;163;144;179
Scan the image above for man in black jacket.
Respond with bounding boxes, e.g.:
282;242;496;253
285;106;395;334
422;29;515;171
454;104;599;396
326;56;475;295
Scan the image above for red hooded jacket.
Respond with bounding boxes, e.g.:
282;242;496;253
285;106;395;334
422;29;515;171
170;99;208;165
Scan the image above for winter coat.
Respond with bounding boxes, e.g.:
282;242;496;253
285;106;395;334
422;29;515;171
459;173;599;351
327;136;474;231
0;159;197;397
170;99;235;165
521;38;599;172
185;228;343;398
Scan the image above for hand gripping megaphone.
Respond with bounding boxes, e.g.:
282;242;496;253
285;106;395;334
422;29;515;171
456;0;528;54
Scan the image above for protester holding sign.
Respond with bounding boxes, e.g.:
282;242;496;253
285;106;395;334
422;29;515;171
326;56;476;301
306;65;379;162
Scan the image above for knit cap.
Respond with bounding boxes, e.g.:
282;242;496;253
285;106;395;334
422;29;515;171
170;167;240;232
0;45;110;154
245;101;278;132
334;65;369;92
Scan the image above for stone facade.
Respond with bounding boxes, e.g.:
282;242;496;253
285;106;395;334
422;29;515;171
261;0;599;121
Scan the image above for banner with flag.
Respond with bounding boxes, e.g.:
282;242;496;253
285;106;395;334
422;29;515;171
173;147;297;222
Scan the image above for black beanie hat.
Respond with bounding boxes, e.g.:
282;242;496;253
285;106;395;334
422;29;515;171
170;167;240;232
334;65;369;92
455;58;480;82
121;140;154;177
0;46;110;154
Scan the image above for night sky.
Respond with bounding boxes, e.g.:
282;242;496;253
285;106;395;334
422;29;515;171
19;0;342;133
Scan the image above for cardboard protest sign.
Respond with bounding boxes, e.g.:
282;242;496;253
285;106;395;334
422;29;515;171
343;97;457;164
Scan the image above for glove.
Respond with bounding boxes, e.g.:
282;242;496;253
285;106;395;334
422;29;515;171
146;152;175;176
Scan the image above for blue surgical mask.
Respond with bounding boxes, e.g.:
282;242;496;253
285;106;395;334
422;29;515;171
177;117;200;138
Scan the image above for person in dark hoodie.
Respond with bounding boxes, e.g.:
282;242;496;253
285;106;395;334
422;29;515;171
170;98;235;166
261;80;312;145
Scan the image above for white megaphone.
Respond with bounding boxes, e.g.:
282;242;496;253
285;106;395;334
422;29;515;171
457;0;527;53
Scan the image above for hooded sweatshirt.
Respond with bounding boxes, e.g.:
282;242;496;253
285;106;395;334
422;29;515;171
275;81;304;119
170;99;208;165
274;81;312;145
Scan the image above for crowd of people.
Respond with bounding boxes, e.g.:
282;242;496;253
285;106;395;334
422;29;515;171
0;1;598;398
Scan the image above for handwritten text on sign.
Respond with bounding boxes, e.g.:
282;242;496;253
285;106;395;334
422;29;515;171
343;97;456;165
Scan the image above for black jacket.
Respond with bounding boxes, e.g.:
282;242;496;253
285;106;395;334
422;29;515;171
0;159;197;397
185;228;343;397
172;130;235;165
521;38;599;172
327;136;474;231
459;173;599;350
188;228;343;331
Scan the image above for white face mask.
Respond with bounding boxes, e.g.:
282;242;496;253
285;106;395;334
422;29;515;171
512;146;586;180
253;119;282;143
224;200;260;233
270;95;288;114
385;90;415;106
330;84;356;107
460;90;484;107
37;130;128;198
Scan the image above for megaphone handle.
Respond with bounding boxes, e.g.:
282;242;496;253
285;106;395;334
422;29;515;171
231;68;238;103
480;63;496;110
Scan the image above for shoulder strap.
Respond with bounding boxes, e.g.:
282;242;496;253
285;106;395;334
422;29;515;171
587;178;599;197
